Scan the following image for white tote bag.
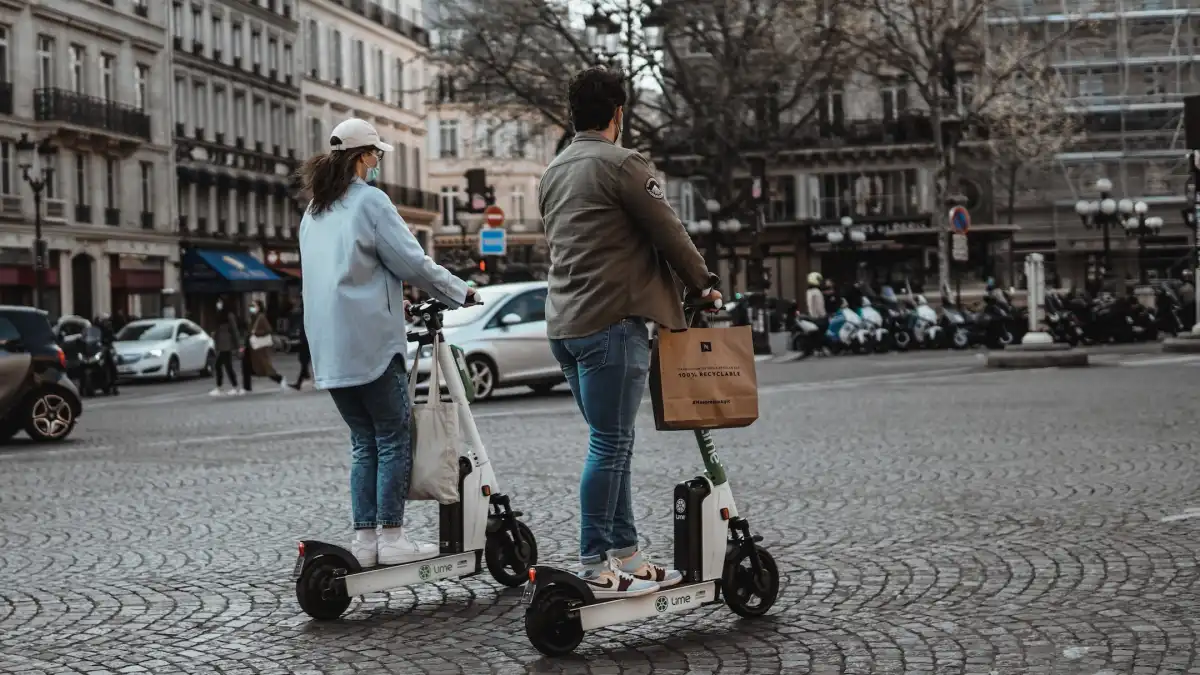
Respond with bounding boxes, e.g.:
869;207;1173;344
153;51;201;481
406;334;462;504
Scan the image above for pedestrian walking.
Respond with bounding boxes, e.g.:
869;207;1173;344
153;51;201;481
289;301;312;390
297;117;477;568
241;300;287;392
538;66;720;598
209;297;243;396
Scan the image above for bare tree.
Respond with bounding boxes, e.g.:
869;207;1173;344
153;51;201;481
844;0;1079;298
432;0;856;247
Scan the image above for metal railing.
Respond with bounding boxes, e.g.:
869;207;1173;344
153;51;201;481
34;88;151;141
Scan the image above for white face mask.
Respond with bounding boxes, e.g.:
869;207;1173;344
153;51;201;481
216;301;223;311
249;307;258;315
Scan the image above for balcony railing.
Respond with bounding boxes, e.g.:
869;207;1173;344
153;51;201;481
105;207;120;226
376;182;440;212
0;81;12;115
45;198;67;222
34;88;151;141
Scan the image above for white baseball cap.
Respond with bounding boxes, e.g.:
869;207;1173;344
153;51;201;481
328;118;394;153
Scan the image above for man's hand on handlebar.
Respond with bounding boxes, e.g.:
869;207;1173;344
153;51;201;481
699;288;723;310
463;288;482;307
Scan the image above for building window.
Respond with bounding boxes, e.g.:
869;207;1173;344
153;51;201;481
172;2;183;39
270;104;282;149
174;77;188;128
194;82;207;133
75;154;89;208
37;37;55;89
234;92;247;139
0;27;10;83
397;143;408;186
329;28;342;83
105;158;118;209
413;148;421;189
283;43;293;80
373;48;384;99
100;54;115;101
1079;70;1105;98
881;80;908;121
191;5;203;45
306;20;319;76
818;83;844;128
0;141;11;195
251;31;262;68
253;98;265;143
392;58;404;106
511;191;526;223
69;44;86;93
439;120;458;158
140;162;153;213
135;64;149;110
309;117;323;154
232;23;243;61
284;108;296;153
353;40;365;92
213;88;226;136
211;15;224;56
268;36;278;74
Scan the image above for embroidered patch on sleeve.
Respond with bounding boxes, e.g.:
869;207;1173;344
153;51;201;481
645;177;665;200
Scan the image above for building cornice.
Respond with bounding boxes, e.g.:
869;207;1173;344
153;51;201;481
174;51;302;100
224;0;300;33
302;80;426;134
307;0;429;55
31;3;166;53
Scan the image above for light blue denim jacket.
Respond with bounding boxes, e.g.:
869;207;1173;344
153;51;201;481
299;178;469;389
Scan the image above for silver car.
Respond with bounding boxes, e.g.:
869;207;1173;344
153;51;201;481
407;281;563;400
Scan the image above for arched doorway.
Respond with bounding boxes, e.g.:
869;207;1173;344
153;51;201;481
71;253;95;320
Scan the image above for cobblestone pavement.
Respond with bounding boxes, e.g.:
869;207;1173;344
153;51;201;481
3;349;1200;674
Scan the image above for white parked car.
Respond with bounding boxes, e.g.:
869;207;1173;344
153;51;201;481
114;319;216;381
407;281;563;400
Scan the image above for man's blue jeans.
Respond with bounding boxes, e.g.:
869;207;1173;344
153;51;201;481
328;354;412;529
550;318;651;568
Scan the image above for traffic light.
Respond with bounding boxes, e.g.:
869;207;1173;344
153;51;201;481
478;259;487;272
464;168;488;212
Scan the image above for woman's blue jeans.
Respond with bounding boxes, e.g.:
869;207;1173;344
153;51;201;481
549;318;651;567
328;354;412;529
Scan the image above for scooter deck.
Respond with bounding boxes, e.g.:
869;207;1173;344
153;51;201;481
342;551;483;596
576;580;720;630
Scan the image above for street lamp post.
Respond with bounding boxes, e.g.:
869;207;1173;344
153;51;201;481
1074;178;1142;291
1121;207;1162;285
583;0;666;144
685;200;745;288
15;133;58;311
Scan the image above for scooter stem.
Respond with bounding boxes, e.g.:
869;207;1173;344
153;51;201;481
693;429;728;486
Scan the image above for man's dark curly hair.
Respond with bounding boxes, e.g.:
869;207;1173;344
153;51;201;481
568;66;627;132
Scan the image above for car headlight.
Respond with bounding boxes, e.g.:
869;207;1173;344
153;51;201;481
146;348;164;358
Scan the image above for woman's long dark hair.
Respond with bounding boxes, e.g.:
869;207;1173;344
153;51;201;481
296;147;370;216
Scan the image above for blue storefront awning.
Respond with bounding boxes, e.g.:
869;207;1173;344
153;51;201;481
182;249;286;293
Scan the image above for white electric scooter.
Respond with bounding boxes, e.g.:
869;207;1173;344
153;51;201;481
521;289;780;656
293;298;538;620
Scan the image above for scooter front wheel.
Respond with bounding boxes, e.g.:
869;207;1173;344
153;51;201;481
722;544;779;619
296;555;351;620
525;584;586;656
485;520;538;587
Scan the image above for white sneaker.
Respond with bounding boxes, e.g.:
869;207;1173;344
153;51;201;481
351;531;378;568
208;388;223;397
279;379;290;391
228;388;245;396
377;529;439;565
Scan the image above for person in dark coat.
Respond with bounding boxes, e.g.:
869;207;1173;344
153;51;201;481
289;301;312;390
209;297;242;396
242;300;286;392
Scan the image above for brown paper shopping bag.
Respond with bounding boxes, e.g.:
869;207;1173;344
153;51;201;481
649;325;759;431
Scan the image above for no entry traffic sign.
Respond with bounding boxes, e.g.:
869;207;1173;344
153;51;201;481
949;206;970;234
484;205;505;227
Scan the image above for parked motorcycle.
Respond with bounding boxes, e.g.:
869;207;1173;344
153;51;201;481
826;304;873;354
905;295;945;349
789;312;827;358
857;298;890;353
939;306;972;350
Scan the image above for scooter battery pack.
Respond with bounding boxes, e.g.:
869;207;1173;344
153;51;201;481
673;478;711;583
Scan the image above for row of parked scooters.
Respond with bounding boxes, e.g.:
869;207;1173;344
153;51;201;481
788;283;1187;357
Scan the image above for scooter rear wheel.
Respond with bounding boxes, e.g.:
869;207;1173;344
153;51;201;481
525;584;585;656
296;555;351;620
722;544;780;619
485;520;538;587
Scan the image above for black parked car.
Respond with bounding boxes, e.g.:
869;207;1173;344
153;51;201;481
0;305;82;443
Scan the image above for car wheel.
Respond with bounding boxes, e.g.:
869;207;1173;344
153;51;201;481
24;392;76;442
466;356;497;400
165;356;180;381
202;350;216;377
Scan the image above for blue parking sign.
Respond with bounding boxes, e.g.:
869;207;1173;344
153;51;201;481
479;228;507;256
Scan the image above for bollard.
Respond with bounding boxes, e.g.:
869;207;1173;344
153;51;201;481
1021;253;1053;345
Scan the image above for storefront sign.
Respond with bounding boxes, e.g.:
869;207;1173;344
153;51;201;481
265;249;301;266
809;217;932;238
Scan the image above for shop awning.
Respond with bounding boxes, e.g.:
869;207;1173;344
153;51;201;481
182;248;285;293
276;267;302;279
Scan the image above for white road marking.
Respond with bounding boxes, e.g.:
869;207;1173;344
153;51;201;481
1160;507;1200;523
0;444;114;460
1116;355;1200;367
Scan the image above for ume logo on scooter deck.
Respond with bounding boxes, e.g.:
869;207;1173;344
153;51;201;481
343;552;478;597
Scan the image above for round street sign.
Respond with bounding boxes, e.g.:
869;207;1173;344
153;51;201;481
949;205;970;234
484;205;505;227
